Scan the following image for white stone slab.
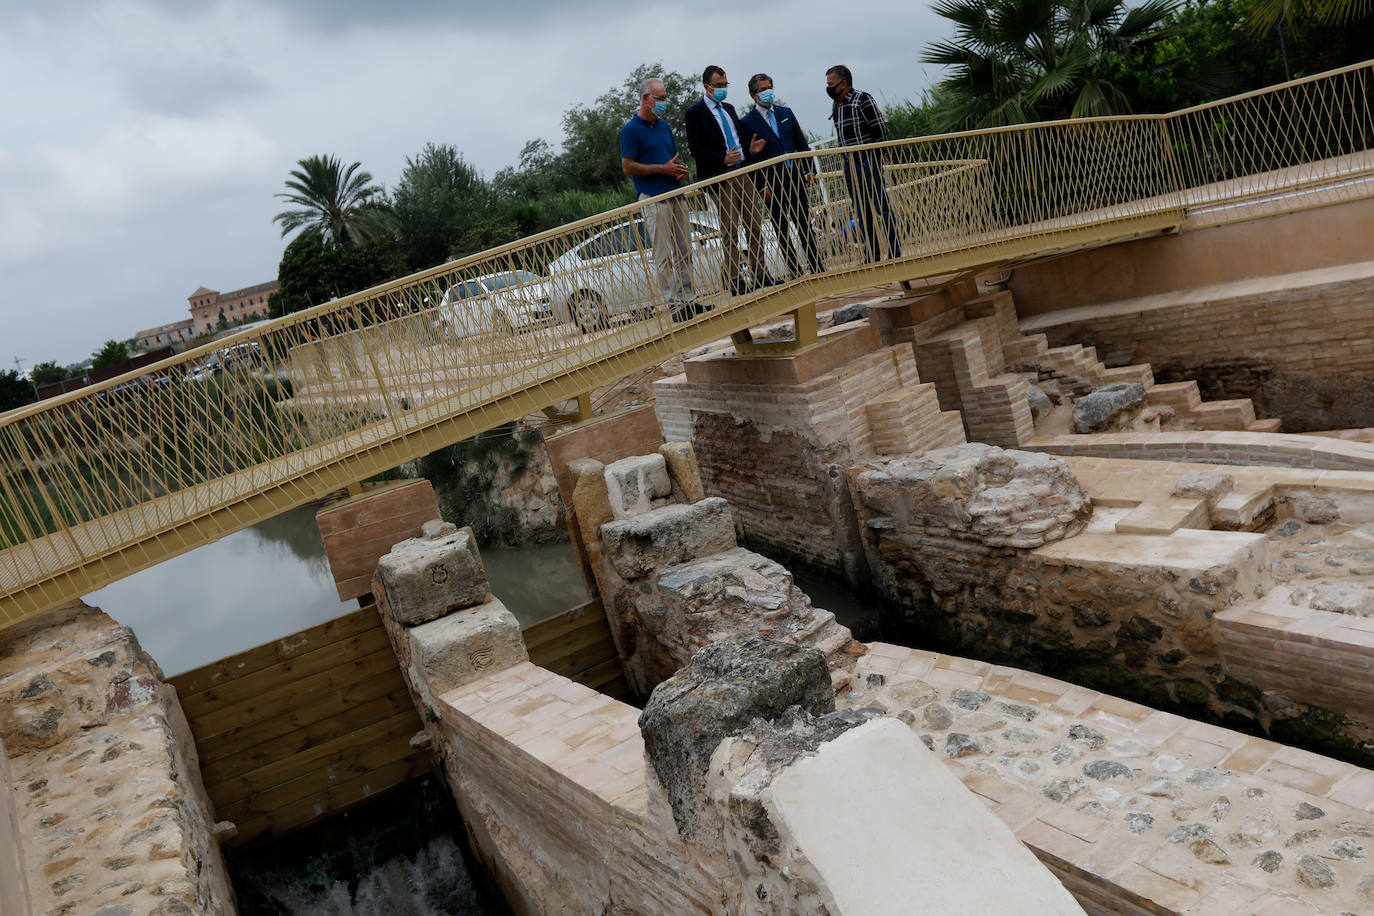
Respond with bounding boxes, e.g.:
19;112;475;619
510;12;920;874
765;718;1084;916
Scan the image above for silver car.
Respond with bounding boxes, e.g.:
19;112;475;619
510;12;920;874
434;270;554;338
544;214;786;331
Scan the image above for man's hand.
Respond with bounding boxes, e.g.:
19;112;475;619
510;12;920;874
762;187;773;205
749;134;766;155
663;154;689;181
804;172;817;188
724;144;744;166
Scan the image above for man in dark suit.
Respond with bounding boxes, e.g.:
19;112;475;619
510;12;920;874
684;65;774;296
740;73;825;277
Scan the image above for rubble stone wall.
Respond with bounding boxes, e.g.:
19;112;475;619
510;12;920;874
0;602;233;915
850;446;1271;720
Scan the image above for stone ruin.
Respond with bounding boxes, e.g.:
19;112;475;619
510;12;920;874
563;445;865;696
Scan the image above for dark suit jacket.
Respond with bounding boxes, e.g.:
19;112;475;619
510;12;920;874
739;103;814;190
684;98;749;182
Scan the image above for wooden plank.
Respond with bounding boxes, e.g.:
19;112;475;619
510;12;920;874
172;607;379;698
178;625;392;718
527;624;616;670
577;657;628;693
189;646;404;742
230;754;431;847
200;690;416;786
523;613;611;656
521;599;604;648
205;711;420;808
538;637;619;680
215;731;420;823
195;668;411;765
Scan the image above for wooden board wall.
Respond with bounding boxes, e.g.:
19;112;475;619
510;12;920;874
170;597;630;847
523;598;631;702
169;606;426;847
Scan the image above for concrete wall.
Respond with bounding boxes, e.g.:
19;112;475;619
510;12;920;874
1010;197;1374;317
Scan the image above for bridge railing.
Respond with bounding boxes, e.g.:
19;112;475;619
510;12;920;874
1;62;1372;599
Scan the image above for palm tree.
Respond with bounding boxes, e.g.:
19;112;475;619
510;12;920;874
1244;0;1372;31
272;154;389;248
922;0;1181;131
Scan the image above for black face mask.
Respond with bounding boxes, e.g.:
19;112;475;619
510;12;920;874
826;84;841;100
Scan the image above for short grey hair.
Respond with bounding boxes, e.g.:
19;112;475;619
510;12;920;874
748;73;771;96
639;77;664;97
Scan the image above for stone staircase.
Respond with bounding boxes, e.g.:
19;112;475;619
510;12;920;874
865;382;967;455
873;285;1280;445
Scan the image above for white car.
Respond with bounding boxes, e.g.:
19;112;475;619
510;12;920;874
433;270;554;338
544;213;786;331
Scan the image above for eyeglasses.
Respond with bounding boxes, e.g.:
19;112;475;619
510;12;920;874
648;94;668;101
709;82;729;89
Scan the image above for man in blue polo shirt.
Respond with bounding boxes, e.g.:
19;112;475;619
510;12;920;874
621;77;697;321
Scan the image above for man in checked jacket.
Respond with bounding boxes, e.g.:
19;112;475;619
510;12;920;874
826;64;903;264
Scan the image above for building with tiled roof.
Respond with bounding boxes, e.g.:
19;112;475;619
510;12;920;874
188;280;279;334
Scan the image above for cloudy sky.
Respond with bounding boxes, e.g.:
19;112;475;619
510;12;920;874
1;0;945;370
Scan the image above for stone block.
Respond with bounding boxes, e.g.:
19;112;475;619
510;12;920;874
852;443;1091;549
605;454;672;519
377;526;489;626
408;598;528;713
600;498;737;580
422;519;458;540
569;458;612;547
1172;471;1235;506
659;441;706;503
1073;382;1147;433
638;635;833;840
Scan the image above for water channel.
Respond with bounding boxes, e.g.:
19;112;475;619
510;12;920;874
87;504;590;678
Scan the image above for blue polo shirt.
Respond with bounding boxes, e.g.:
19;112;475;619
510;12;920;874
620;112;681;197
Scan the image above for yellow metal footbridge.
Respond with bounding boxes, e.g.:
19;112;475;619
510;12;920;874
3;64;1373;627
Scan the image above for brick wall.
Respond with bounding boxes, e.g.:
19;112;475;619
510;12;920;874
655;339;934;583
434;663;722;914
1019;262;1374;430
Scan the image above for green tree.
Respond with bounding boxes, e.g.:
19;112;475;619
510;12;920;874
922;0;1183;130
392;143;514;272
1110;0;1374;110
1243;0;1372;30
0;370;36;412
268;230;405;318
91;340;130;369
273;154;390;248
29;361;68;387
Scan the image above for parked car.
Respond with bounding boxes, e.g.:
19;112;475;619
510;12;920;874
544;213;787;331
433;270;554;339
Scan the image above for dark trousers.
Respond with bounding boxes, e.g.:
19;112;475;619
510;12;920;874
763;166;824;275
842;154;902;263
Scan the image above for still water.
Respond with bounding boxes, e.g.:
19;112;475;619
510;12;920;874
87;505;589;677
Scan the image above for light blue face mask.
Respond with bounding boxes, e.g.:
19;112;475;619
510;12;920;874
712;87;728;102
653;100;668;117
758;89;776;107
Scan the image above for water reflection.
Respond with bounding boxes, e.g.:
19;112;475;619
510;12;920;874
87;505;588;677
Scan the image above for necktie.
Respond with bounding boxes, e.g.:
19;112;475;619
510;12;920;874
768;109;791;167
716;104;737;154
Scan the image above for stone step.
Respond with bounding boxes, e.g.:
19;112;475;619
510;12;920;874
1103;364;1155;387
1146;380;1202;410
1187;398;1257;430
1211;484;1277;530
1248;417;1284;433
